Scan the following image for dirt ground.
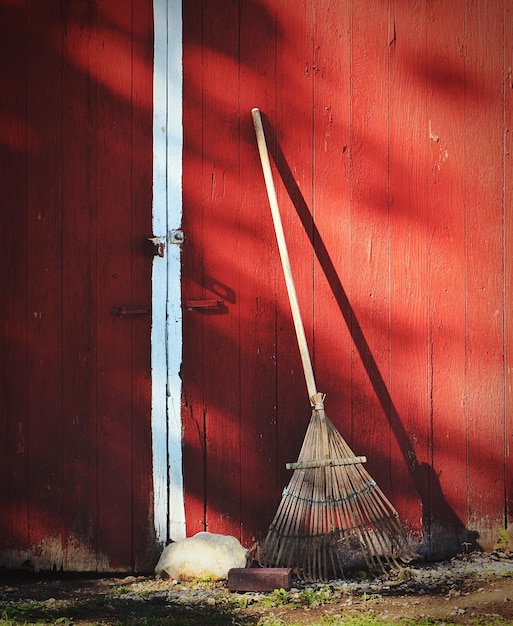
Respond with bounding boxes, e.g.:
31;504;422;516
259;575;513;625
1;554;513;625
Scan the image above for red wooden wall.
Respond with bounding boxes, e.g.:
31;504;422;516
182;0;512;560
0;0;511;572
0;0;157;571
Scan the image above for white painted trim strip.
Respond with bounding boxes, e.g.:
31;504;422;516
152;0;186;545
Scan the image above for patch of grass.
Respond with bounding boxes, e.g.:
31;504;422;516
257;614;448;626
0;597;251;626
259;585;339;609
105;598;244;625
0;612;75;626
111;608;235;626
0;602;75;625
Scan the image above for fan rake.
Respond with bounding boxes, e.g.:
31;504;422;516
252;108;413;581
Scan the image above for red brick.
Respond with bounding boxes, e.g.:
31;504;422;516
228;567;292;592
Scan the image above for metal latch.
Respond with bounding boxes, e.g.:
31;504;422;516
146;236;166;257
111;305;151;317
170;229;184;244
184;299;224;310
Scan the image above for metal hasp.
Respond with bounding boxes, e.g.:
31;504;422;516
111;305;151;317
146;236;166;257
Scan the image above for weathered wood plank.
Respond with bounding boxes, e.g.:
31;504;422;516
130;0;156;572
239;0;281;549
61;0;100;570
95;1;136;570
465;0;505;549
200;0;242;537
274;0;315;493
424;0;468;558
0;0;29;566
388;0;429;549
350;0;392;496
26;1;64;569
505;0;513;533
181;0;207;538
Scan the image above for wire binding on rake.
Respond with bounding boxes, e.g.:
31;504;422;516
282;478;378;506
286;456;367;470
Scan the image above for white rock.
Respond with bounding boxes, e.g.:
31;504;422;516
155;532;248;581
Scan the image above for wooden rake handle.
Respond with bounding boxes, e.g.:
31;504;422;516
251;108;318;402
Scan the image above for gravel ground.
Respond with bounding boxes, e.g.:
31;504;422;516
1;550;513;624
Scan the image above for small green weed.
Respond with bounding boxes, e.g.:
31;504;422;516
396;567;415;582
299;587;316;606
494;527;511;553
231;594;251;609
300;585;334;607
191;575;214;583
360;592;380;602
261;588;290;607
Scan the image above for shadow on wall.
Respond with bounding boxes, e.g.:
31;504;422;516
259;112;479;560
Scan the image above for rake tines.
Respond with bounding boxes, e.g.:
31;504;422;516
258;396;413;581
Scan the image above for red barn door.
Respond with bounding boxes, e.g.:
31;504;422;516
0;1;157;571
181;0;512;560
